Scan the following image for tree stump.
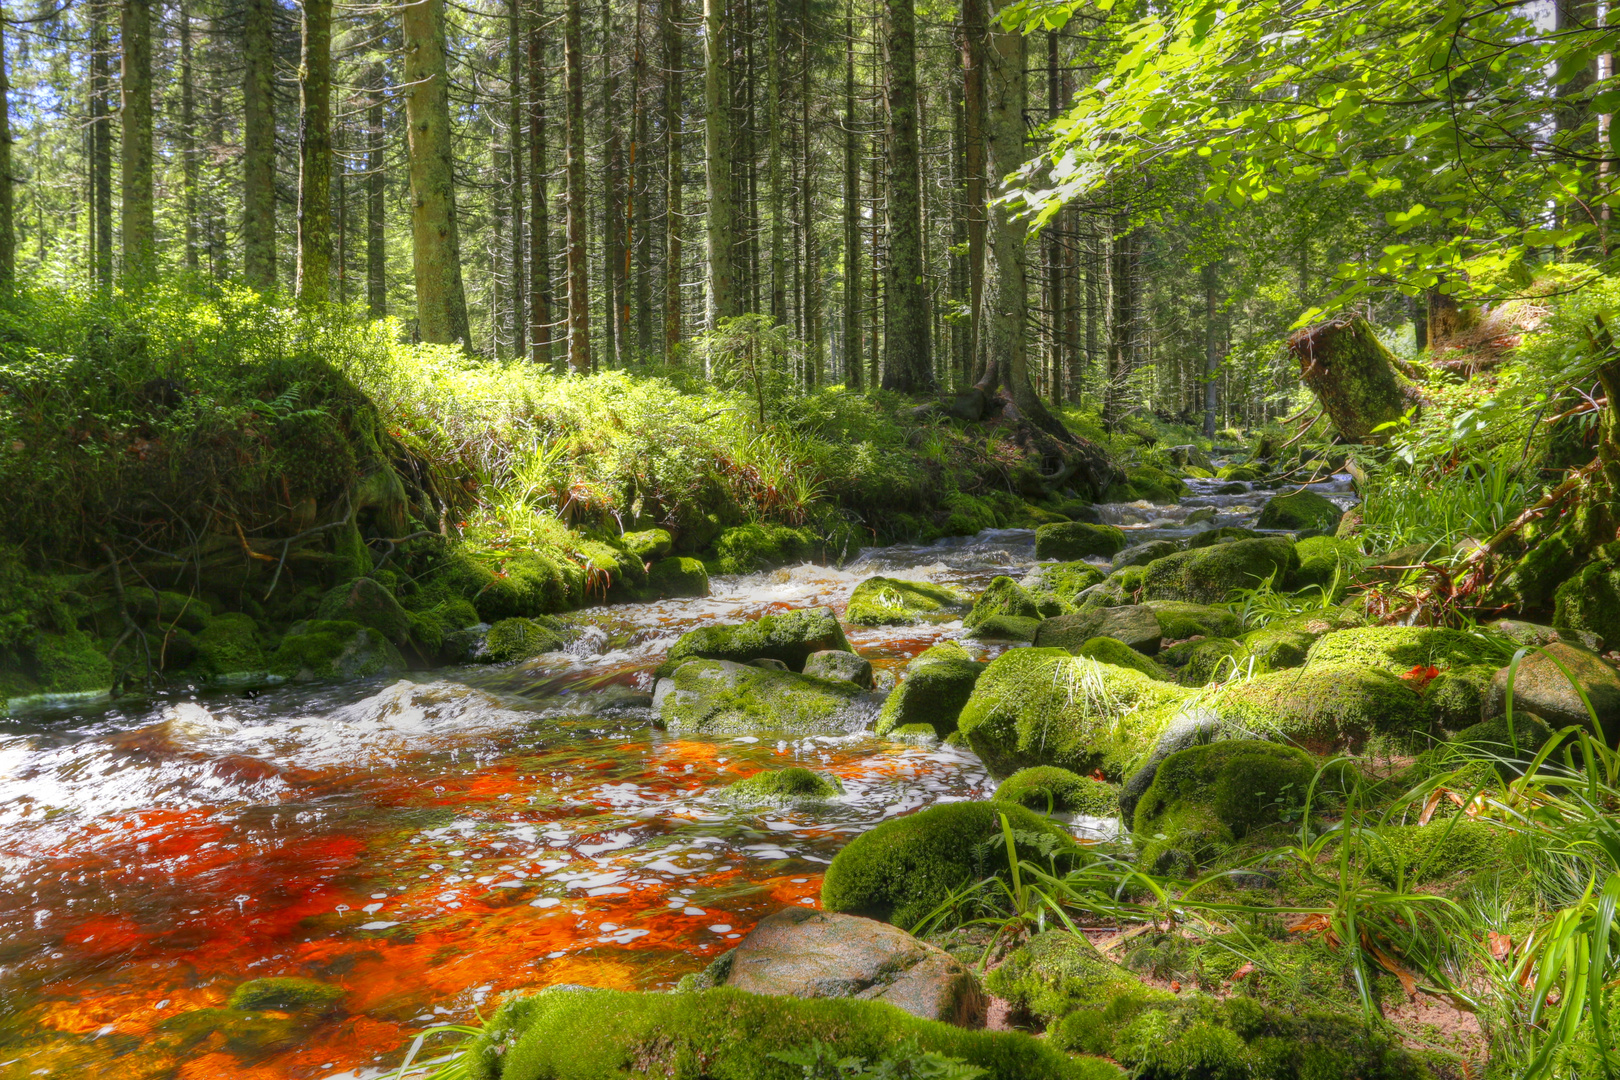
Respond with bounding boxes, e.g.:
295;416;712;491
1288;317;1424;443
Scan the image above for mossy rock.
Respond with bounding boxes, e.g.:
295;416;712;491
820;801;1087;931
228;976;346;1013
451;549;579;621
965;614;1041;642
721;766;844;805
1131;740;1323;874
956;648;1190;780
1215;465;1260;481
654;658;874;735
462;986;1117;1080
192;612;268;678
985;930;1141;1026
621;528;674;562
1110;540;1182;572
963;576;1043;629
993;767;1119;816
1183;526;1260;550
157;1006;310;1055
315;577;411;643
1074;637;1173;682
846;576;970;626
803;649;874;688
268;620;406;682
1303;626;1508;676
1022;561;1105;606
940;491;1006;536
1144;601;1241;641
1106;465;1190;504
1239;607;1366;672
1421;663;1495;729
647;556;710;599
31;629;113;695
1034;522;1127;561
1293;535;1363;597
126;589;212;632
481;617;567;664
1255;490;1343;536
1483;640;1620;741
1552;541;1620;650
1159;637;1248;686
875;643;986;737
1399;713;1554;787
1140;536;1300;605
711;523;815;575
657;606;851;676
1033;606;1162;655
1365;820;1508;887
1215;663;1429;753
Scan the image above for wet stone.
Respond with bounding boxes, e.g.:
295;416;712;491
803;649;874;689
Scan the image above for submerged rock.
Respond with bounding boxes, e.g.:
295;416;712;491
721;766;844;805
707;907;984;1026
875;642;985;737
845;576;970;626
653;658;877;735
657;605;851;676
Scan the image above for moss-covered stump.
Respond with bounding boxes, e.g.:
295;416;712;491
1051;991;1451;1079
1140;537;1300;605
963;576;1043;630
1073;637;1173;682
463;986;1117;1080
1303;626;1507;676
1110;539;1182;572
193;612;269;678
1214;663;1429;753
985;930;1142;1027
1484;641;1620;742
1022;561;1106;607
846;576;970;626
1145;601;1242;641
269;620;405;682
710;523;816;575
479;617;567;664
875;642;986;737
1288;316;1424;444
654;659;876;735
1033;606;1163;655
993;767;1119;816
721;766;844;805
1131;740;1323;874
802;649;874;688
1365;820;1507;887
657;606;851;676
956;648;1189;779
820;801;1087;930
1255;490;1344;536
647;556;710;598
965;614;1042;642
621;528;674;562
1034;522;1127;561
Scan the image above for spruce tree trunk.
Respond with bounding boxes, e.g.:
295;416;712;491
1104;217;1133;431
180;4;198;274
367;63;387;317
703;0;737;325
120;0;155;285
801;0;819;384
296;0;333;302
632;0;652;357
662;0;682;358
404;0;472;344
508;0;527;357
841;0;861;388
880;0;931;391
1289;316;1424;443
960;0;986;381
0;21;11;286
1202;261;1220;438
243;0;277;289
564;0;592;371
602;0;622;365
765;0;784;323
529;5;552;366
90;1;113;288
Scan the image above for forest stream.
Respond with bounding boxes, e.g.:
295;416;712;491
0;470;1356;1080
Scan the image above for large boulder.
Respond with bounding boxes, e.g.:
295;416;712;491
621;528;674;562
802;649;873;688
1116;706;1223;822
1484;641;1620;743
192;613;268;678
845;576;970;626
657;606;851;676
875;642;985;737
1033;606;1162;655
711;523;815;574
647;556;710;599
1021;561;1106;607
269;621;406;682
1214;663;1430;753
963;576;1043;629
955;648;1189;779
1143;601;1241;641
653;659;878;735
1139;536;1299;605
1238;606;1365;671
1157;637;1247;686
1109;540;1181;572
1034;522;1127;561
1304;626;1507;676
993;767;1119;816
477;616;567;664
710;908;984;1026
1293;535;1364;596
965;614;1042;642
820;801;1085;930
1255;489;1343;536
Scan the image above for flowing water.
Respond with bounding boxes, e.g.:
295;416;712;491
0;471;1356;1080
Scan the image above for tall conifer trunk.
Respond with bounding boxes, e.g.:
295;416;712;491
564;0;592;370
765;0;784;322
662;0;683;356
961;0;985;379
180;4;198;273
880;0;930;390
243;0;277;288
403;0;472;343
509;0;527;356
120;0;155;284
841;0;861;388
90;1;113;288
297;0;333;301
530;1;553;365
367;62;387;316
703;0;737;325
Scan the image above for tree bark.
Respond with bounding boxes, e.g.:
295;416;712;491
0;20;11;285
766;0;784;323
120;0;155;285
841;0;861;388
90;0;113;288
662;0;683;358
1104;216;1133;431
243;0;277;289
703;0;738;325
296;0;333;302
1288;316;1424;443
961;0;986;382
404;0;472;344
632;0;652;358
602;0;623;365
509;0;527;357
180;3;198;274
880;0;931;391
1202;261;1220;438
564;0;592;371
800;0;819;384
367;62;387;317
530;2;552;365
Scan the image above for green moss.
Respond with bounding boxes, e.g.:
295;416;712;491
1147;601;1241;641
1216;465;1260;481
157;1006;310;1055
1255;490;1344;536
31;629;113;694
482;617;567;663
1239;608;1366;672
965;614;1042;641
1112;540;1182;571
820;801;1087;930
986;930;1142;1025
456;549;578;621
940;491;1004;536
1552;543;1620;649
1023;561;1106;605
647;556;710;598
658;606;851;676
227;977;346;1013
712;523;815;574
315;577;411;642
1421;663;1495;729
1215;663;1429;754
1034;522;1127;561
192;612;268;677
1075;637;1173;681
1159;637;1248;686
1106;465;1191;504
1366;820;1507;886
1081;565;1148;607
875;644;986;737
846;575;969;626
331;519;374;580
993;767;1119;816
963;576;1043;629
1293;536;1363;597
656;659;869;735
957;648;1190;779
1303;626;1508;676
268;620;405;682
463;986;1117;1080
1184;526;1261;550
621;528;674;562
721;766;844;804
1140;537;1300;605
1132;740;1323;874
